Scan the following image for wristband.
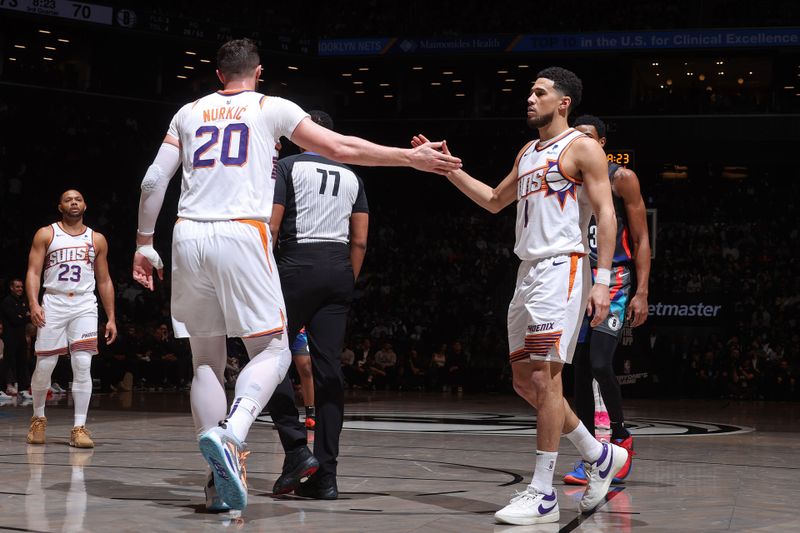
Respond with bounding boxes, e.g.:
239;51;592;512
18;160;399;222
136;244;164;270
595;268;611;286
136;230;155;237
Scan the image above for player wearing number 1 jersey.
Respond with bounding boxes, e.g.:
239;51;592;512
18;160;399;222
413;67;628;525
25;189;117;448
132;38;460;512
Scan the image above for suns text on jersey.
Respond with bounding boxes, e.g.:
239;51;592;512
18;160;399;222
518;165;547;199
47;246;92;268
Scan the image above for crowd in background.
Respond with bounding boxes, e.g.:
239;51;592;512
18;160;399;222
1;88;798;402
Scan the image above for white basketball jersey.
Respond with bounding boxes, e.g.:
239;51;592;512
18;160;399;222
514;128;592;261
168;90;309;222
43;223;96;294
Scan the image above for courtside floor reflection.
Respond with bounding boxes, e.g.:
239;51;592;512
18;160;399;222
1;392;798;532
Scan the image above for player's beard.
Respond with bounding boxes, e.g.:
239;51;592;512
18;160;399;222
527;110;555;129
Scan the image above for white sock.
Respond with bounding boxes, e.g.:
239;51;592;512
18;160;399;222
226;396;261;442
70;351;93;427
31;356;58;418
529;450;558;494
565;422;603;463
226;334;291;442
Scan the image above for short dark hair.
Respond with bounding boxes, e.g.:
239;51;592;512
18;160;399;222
536;66;583;113
309;110;334;130
8;278;22;288
573;114;606;138
217;38;260;79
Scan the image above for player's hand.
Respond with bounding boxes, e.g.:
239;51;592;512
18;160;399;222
586;283;610;327
30;303;46;328
628;292;649;327
105;320;118;344
409;134;461;175
133;244;164;291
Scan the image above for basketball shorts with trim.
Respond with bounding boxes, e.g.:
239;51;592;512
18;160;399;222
508;253;590;364
171;219;286;339
578;264;631;342
34;292;98;356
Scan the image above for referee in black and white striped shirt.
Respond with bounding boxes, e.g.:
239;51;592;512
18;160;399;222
268;111;368;500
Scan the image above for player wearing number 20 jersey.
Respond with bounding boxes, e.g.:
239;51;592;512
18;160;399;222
168;91;307;222
166;89;308;338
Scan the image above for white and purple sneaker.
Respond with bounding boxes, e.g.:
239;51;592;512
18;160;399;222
495;487;560;525
579;441;629;513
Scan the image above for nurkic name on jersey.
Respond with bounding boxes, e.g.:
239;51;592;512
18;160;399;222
168;89;309;222
515;128;592;261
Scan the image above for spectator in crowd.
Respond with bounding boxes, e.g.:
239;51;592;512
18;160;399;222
371;343;398;390
428;343;448;391
2;279;32;398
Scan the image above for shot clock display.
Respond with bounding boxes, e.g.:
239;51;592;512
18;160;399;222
607;149;634;168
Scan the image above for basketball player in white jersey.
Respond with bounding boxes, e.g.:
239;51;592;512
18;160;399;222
25;189;117;448
413;67;628;524
132;38;460;512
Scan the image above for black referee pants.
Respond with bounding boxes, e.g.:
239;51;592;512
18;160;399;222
267;243;354;480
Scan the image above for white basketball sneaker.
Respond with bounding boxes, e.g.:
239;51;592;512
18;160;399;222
579;441;629;513
495;487;560;525
198;424;249;511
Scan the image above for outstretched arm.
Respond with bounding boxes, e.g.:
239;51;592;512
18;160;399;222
26;227;50;327
93;232;117;344
291;119;461;175
614;168;651;326
411;134;528;214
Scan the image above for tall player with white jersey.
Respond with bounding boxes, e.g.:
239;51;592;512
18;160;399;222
25;189;117;448
132;38;460;512
412;67;628;524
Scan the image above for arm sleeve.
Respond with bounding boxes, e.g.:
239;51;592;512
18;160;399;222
273;158;292;206
353;176;369;213
137;143;181;235
266;97;309;140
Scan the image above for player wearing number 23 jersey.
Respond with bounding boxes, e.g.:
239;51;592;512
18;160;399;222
25;189;116;448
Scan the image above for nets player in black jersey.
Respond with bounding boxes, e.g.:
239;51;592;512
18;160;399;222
564;115;651;486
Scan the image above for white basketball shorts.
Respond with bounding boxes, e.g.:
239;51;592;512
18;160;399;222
171;219;286;339
507;252;590;364
35;292;98;356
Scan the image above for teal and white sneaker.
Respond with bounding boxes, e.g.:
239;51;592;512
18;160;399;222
204;471;230;512
199;424;249;510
